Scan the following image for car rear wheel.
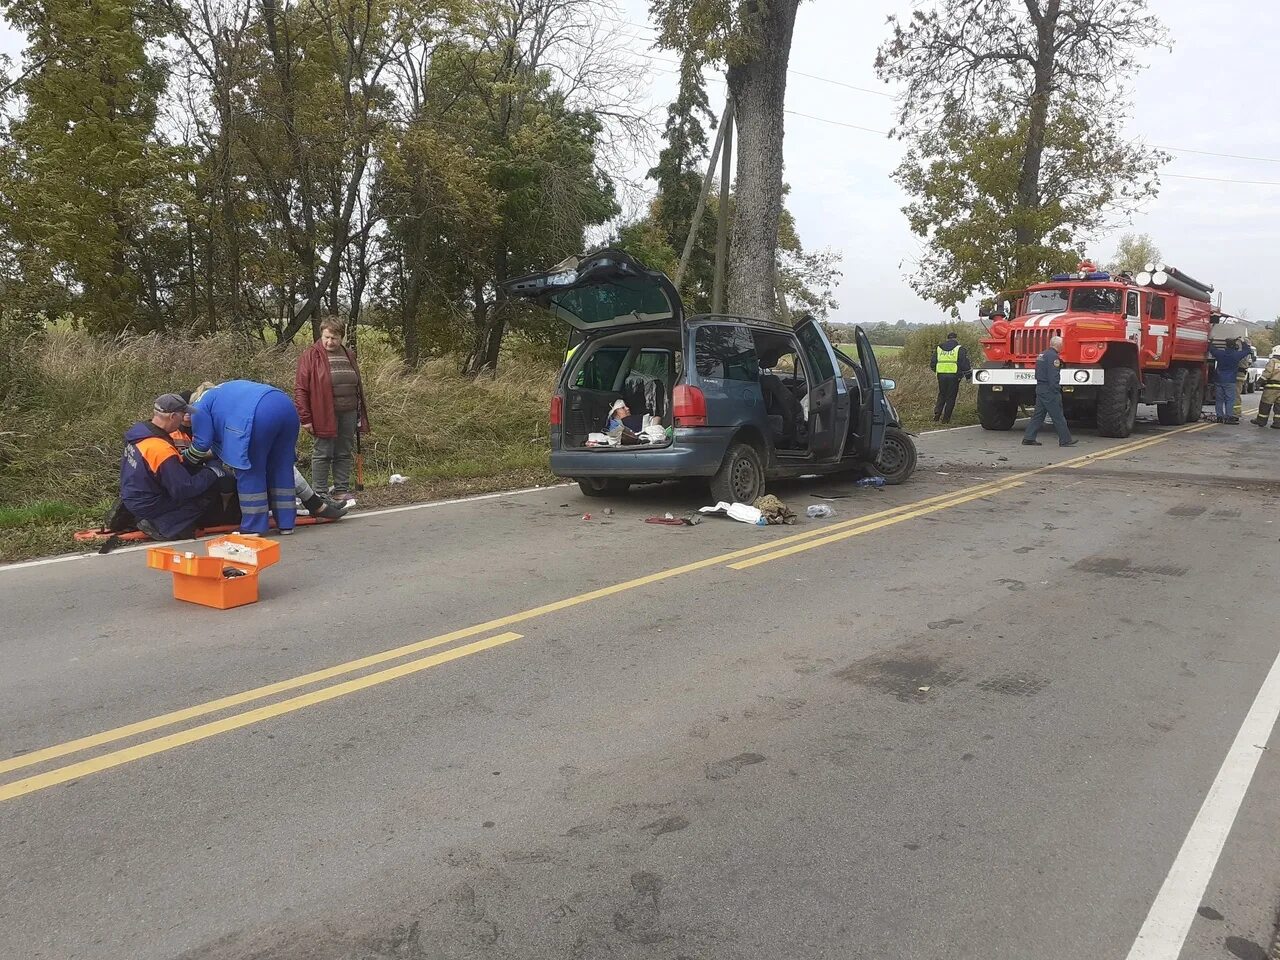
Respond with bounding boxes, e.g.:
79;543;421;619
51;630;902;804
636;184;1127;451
875;426;917;485
710;442;764;504
577;478;630;498
1157;368;1189;426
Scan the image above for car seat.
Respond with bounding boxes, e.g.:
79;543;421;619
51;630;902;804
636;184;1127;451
760;372;801;446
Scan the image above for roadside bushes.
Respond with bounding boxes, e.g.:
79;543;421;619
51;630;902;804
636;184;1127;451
0;327;558;558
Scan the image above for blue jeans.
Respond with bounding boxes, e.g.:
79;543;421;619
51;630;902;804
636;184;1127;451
1023;389;1073;444
1214;382;1236;419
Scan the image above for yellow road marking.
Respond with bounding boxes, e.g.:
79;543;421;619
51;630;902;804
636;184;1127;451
0;419;1211;800
0;632;524;803
1068;422;1213;467
0;474;1035;779
731;480;1027;570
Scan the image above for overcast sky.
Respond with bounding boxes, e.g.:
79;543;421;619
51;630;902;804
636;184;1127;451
3;1;1276;325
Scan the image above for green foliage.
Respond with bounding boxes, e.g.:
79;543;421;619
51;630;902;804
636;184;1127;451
877;0;1168;308
1107;233;1161;276
900;322;983;368
0;0;186;332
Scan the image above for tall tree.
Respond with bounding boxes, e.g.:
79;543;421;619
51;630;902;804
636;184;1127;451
650;0;803;321
0;0;185;331
1107;232;1160;275
877;0;1167;306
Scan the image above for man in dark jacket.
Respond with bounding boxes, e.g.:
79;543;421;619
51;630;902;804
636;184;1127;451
1022;336;1077;447
1209;339;1253;424
119;394;225;540
931;331;971;423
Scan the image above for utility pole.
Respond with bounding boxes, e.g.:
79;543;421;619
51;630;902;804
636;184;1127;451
676;97;734;290
711;97;734;314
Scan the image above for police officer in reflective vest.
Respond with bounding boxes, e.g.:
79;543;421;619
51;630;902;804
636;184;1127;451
1253;346;1280;428
1022;335;1078;447
931;331;971;423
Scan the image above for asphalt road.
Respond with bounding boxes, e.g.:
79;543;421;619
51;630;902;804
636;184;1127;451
3;407;1279;960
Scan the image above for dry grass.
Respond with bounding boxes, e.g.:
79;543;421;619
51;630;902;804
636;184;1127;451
0;326;557;561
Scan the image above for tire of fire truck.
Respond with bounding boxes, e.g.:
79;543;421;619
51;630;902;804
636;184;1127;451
1186;374;1206;422
1156;368;1190;426
977;385;1018;430
1097;367;1140;437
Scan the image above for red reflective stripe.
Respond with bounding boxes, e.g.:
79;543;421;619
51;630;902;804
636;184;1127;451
135;437;179;473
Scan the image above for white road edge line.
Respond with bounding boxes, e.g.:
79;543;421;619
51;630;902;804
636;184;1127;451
1125;643;1280;959
0;483;567;574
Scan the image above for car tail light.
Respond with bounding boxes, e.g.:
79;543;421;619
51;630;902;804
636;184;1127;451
549;394;563;426
673;385;707;427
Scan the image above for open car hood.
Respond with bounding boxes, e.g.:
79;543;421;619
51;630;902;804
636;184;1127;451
502;249;683;332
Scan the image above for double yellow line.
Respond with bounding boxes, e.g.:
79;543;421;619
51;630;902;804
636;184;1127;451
0;420;1212;803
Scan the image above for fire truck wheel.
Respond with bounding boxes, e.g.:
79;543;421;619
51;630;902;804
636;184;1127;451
1157;368;1189;426
1186;375;1205;422
977;385;1018;431
1098;367;1139;437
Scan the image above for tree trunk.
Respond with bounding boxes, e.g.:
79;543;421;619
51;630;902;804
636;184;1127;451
725;0;801;321
1012;0;1060;281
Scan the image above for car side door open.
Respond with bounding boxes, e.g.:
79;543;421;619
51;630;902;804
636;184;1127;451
794;316;852;462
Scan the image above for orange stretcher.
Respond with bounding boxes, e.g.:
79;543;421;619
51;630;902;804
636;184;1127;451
74;515;334;545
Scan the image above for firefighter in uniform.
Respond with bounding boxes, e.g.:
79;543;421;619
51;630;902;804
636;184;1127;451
1022;335;1077;447
1234;338;1256;419
1252;346;1280;428
931;331;971;423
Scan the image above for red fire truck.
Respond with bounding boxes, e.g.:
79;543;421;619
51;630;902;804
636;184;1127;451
971;260;1214;437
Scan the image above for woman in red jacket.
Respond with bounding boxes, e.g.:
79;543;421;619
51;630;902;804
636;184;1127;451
295;318;369;501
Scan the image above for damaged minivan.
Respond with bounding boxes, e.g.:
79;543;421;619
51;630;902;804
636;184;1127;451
503;249;917;501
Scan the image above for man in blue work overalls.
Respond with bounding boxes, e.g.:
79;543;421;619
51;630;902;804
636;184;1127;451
1022;336;1078;447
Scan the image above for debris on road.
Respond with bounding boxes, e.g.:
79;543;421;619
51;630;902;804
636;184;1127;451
699;502;767;526
754;495;797;525
805;504;836;519
388;473;410;485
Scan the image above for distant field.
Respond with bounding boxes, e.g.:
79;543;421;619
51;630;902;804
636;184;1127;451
838;343;903;358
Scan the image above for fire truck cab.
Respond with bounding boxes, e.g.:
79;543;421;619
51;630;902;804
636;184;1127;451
970;261;1213;438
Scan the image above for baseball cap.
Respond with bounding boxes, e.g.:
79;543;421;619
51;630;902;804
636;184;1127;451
154;393;191;414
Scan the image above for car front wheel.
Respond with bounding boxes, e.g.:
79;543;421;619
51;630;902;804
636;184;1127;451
875;426;917;485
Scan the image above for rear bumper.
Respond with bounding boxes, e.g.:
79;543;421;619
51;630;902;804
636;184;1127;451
551;427;733;479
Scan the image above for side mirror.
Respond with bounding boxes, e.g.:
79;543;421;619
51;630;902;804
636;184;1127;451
978;304;994;318
881;378;897;392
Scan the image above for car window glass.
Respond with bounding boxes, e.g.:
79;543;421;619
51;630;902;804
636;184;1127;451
696;325;759;381
630;349;670;380
1126;292;1140;317
1149;295;1166;320
576;347;627;390
550;278;672;326
796;323;836;381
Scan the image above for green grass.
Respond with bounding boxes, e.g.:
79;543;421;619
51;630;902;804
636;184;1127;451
839;343;902;358
0;326;558;562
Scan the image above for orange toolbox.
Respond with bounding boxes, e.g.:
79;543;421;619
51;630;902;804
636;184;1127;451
147;534;281;610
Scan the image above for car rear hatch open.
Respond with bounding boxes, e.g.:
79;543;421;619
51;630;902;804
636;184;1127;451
502;248;684;333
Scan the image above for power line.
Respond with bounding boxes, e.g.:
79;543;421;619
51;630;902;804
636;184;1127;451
783;108;888;136
1154;144;1280;165
1163;172;1280;187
